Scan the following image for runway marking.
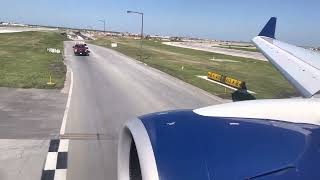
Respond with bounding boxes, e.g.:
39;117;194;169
197;76;257;94
41;139;69;180
210;58;239;63
43;50;72;180
49;139;60;152
54;169;67;180
44;152;58;170
60;133;116;140
60;67;73;135
58;139;69;152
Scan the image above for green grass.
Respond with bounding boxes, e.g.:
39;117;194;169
0;31;67;89
90;38;298;99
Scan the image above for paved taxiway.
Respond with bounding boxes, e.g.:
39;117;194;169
163;42;268;61
0;88;67;180
63;42;225;180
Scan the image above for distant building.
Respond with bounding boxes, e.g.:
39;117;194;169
0;22;9;26
169;37;183;42
146;35;162;40
11;23;26;27
310;47;320;51
0;22;26;27
146;34;172;41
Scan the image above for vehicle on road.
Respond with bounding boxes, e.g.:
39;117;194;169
73;44;90;56
118;17;320;180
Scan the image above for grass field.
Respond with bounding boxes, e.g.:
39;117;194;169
0;31;67;89
90;37;298;99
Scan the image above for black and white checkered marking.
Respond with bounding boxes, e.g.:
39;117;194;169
41;139;69;180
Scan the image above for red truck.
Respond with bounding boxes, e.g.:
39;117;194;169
73;44;90;56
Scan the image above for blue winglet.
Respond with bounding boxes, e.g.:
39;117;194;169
258;17;277;39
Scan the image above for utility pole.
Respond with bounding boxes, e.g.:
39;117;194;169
127;11;144;60
98;19;106;33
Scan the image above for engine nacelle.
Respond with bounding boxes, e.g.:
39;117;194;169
118;117;159;180
118;109;320;180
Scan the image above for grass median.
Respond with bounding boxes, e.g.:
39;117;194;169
0;31;67;89
90;37;297;99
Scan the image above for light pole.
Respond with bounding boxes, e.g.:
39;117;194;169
127;10;144;60
98;19;106;33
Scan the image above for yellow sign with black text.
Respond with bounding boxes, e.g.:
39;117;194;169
207;72;222;82
225;77;243;89
207;71;245;89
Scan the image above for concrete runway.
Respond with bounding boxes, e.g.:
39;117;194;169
63;41;225;180
163;42;268;61
0;27;57;34
0;88;67;180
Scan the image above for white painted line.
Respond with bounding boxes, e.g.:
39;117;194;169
60;68;74;135
58;139;69;152
197;76;257;94
210;58;239;63
44;152;58;170
54;169;67;180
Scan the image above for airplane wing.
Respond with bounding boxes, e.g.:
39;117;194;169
252;17;320;98
118;18;320;180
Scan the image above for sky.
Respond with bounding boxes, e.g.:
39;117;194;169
1;0;319;47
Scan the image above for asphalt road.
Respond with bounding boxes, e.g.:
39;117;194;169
63;41;225;180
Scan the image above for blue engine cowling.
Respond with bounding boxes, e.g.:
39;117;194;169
118;110;320;180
